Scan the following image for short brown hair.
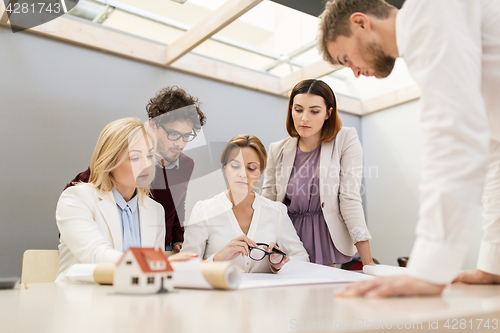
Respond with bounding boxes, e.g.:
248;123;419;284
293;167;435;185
220;135;267;172
286;79;342;142
146;86;206;131
319;0;395;65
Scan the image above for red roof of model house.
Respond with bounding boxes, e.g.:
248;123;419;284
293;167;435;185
117;247;174;273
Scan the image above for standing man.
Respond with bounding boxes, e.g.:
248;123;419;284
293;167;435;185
319;0;500;297
65;86;206;253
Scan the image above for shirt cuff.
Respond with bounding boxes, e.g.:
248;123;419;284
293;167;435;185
349;226;372;243
407;237;469;285
477;241;500;276
205;254;215;262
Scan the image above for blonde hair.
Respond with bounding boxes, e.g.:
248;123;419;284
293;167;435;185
88;118;157;201
220;134;267;172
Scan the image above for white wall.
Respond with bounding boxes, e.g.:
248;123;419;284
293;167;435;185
362;100;484;269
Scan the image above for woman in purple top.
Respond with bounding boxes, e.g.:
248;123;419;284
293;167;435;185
262;79;375;266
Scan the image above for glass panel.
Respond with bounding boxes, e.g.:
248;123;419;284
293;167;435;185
68;0;231;45
191;1;320;75
268;63;301;78
102;10;185;45
106;0;228;27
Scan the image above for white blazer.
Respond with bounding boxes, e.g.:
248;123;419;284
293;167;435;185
55;183;165;282
262;127;370;256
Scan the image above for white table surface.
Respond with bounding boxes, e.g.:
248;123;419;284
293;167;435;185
1;282;499;333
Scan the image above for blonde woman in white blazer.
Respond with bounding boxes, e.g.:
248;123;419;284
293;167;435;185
262;79;375;267
56;118;166;282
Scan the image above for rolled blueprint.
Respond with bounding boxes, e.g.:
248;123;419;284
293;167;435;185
93;263;115;285
200;261;241;290
69;258;241;290
170;258;241;290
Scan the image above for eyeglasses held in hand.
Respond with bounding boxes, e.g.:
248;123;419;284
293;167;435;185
160;125;197;142
248;243;286;265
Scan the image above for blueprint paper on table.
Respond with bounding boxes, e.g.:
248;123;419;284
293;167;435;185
363;264;408;277
66;258;375;289
239;258;375;289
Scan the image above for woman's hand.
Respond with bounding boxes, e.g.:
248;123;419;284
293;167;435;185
173;243;182;253
168;252;198;262
213;234;258;262
452;269;500;284
265;242;290;271
354;240;376;266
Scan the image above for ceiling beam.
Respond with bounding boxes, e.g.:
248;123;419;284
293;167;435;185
2;16;167;65
170;52;281;95
164;0;263;66
279;59;344;94
0;15;281;95
0;1;9;24
361;83;421;114
337;94;363;116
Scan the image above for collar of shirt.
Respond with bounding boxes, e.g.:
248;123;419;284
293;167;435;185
221;191;259;210
155;155;180;170
112;189;139;213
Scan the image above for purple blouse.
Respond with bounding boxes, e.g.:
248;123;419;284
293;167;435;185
284;145;352;265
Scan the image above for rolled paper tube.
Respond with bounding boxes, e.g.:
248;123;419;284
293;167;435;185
93;263;115;285
200;261;241;290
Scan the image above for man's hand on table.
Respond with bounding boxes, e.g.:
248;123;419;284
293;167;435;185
453;269;500;285
336;275;445;298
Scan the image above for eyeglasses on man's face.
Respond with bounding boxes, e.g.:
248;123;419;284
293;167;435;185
248;243;286;265
160;125;197;142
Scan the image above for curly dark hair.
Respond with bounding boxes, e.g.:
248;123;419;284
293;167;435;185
146;86;206;131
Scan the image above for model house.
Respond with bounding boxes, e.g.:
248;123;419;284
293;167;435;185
114;247;174;294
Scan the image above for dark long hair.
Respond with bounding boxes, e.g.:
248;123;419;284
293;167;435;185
286;79;342;142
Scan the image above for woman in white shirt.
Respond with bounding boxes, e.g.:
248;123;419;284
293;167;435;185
55;118;166;282
181;135;309;273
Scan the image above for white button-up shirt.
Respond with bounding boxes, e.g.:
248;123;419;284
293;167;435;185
181;192;309;273
397;0;500;284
